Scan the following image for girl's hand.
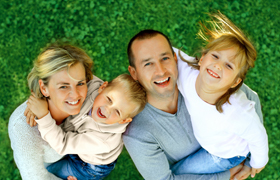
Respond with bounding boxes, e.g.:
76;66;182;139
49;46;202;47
24;106;37;127
27;93;49;119
251;166;265;178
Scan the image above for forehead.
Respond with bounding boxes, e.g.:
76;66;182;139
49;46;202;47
131;34;173;64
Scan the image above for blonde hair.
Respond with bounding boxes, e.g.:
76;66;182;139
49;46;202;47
181;11;257;112
28;44;93;98
107;74;147;117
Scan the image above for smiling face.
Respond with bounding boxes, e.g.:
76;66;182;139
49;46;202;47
198;47;242;93
40;62;87;118
128;34;178;101
91;82;137;124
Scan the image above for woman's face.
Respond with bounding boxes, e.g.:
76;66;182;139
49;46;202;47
41;62;88;117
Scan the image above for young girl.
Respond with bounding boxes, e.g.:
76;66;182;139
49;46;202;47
172;12;268;178
27;74;146;180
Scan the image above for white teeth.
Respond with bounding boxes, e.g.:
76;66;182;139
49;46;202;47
208;70;219;78
67;100;79;105
155;77;169;83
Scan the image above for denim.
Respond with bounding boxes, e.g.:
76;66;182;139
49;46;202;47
171;148;247;174
47;154;117;180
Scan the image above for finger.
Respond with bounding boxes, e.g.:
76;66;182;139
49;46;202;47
251;169;256;178
26;111;31;124
33;120;37;127
24;107;29;116
30;114;36;126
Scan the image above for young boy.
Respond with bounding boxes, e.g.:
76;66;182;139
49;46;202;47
27;74;146;179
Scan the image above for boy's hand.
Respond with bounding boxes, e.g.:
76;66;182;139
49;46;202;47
27;93;49;119
251;166;265;178
24;106;37;127
67;176;77;180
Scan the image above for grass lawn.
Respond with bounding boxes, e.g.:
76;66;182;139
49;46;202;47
1;0;279;179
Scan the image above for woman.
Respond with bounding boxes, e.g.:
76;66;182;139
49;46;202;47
8;44;103;180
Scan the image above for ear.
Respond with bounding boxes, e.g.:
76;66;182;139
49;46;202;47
231;77;242;88
198;54;205;66
118;117;132;124
128;66;138;81
98;81;108;93
39;79;49;97
174;52;178;63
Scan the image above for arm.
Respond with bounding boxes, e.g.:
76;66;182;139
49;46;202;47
35;113;111;155
8;102;62;180
123;132;229;180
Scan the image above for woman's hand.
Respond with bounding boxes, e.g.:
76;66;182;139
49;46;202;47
251;166;265;178
27;93;49;119
24;106;37;127
233;165;251;180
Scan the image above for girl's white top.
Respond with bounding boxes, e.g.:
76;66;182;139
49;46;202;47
175;48;269;168
8;101;63;180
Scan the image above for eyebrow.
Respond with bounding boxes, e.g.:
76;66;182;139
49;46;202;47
56;79;86;85
140;51;171;64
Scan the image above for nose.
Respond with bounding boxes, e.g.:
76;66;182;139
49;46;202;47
155;62;166;76
214;62;222;70
69;87;79;99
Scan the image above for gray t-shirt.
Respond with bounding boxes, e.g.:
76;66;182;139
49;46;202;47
123;84;262;180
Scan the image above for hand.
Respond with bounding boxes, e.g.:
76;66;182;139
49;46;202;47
67;176;77;180
24;106;37;127
27;93;49;119
233;165;251;180
229;164;243;180
251;166;265;178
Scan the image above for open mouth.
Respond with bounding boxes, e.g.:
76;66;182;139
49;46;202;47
97;108;106;118
66;99;80;105
207;69;220;78
154;77;170;85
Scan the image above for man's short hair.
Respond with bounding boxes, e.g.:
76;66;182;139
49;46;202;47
127;29;174;68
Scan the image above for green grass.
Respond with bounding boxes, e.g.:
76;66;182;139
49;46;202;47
1;0;279;179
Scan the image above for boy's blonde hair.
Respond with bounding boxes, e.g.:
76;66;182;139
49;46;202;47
181;11;257;112
28;44;93;98
106;74;147;117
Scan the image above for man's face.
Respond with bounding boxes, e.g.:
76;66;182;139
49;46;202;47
128;34;178;100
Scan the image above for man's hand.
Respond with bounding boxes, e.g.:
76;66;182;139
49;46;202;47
233;165;251;180
230;164;243;180
27;93;49;119
24;106;37;127
67;176;77;180
251;166;265;178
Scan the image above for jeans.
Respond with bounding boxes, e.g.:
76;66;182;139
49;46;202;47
47;154;117;180
171;148;247;174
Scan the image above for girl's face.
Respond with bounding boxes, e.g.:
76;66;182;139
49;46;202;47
198;47;242;92
41;62;88;118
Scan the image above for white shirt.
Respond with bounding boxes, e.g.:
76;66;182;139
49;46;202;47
175;48;268;168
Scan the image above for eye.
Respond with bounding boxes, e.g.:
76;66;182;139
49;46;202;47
77;82;85;86
107;96;112;103
212;54;219;59
116;109;120;116
163;57;169;61
144;62;151;67
226;64;233;69
59;86;68;89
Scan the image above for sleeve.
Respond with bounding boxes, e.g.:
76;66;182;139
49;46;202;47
123;130;230;180
236;110;269;168
8;106;62;180
35;113;111;155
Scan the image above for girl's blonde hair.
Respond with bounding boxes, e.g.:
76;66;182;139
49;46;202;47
181;11;257;112
28;44;93;98
106;74;147;117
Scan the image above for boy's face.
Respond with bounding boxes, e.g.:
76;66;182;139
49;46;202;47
91;82;135;124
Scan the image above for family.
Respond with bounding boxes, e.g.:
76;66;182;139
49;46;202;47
8;12;268;180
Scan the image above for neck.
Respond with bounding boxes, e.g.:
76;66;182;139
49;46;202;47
195;75;227;105
147;86;179;114
48;100;69;125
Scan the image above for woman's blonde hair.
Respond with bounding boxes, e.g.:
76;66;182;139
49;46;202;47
106;74;147;117
28;44;93;98
181;11;257;112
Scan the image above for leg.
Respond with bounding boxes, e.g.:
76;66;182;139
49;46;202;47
171;148;246;174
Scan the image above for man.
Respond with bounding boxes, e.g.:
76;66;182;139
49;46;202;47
123;30;262;179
